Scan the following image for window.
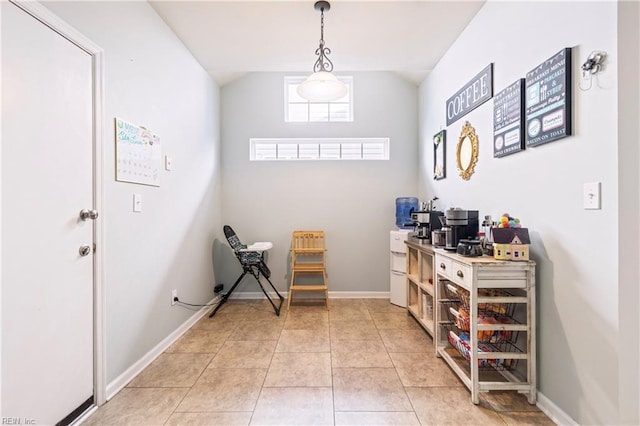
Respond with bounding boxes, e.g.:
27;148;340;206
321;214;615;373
284;76;353;122
250;138;389;161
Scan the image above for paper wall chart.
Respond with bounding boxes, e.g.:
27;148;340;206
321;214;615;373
115;117;161;186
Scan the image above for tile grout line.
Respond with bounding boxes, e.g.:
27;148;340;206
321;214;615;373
161;315;237;424
88;299;551;425
248;307;287;425
329;307;336;426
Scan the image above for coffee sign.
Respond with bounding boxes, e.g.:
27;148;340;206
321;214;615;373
446;64;493;126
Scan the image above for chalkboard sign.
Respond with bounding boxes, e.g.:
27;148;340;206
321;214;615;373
493;79;525;158
525;48;572;147
115;118;161;186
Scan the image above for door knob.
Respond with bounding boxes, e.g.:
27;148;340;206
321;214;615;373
79;209;99;221
79;244;92;257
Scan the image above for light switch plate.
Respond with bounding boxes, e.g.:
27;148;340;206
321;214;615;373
133;193;142;212
583;182;601;210
165;156;172;171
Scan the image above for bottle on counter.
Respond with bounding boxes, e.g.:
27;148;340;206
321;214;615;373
478;231;493;256
477;231;486;251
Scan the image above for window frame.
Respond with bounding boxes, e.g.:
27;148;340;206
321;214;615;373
284;76;354;123
249;137;390;161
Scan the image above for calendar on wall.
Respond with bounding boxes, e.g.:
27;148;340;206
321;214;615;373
115;117;161;186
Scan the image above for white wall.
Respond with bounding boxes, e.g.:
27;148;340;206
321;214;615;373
617;2;640;424
220;72;417;295
44;1;222;384
418;2;621;424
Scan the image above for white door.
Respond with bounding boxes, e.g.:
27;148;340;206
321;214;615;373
1;2;95;424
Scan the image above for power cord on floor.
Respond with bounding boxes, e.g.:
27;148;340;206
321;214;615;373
173;296;221;307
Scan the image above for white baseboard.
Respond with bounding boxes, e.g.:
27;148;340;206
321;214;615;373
537;391;578;426
228;291;282;300
105;296;219;400
229;291;390;299
329;291;390;298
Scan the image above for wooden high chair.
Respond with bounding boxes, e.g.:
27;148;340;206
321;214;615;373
287;230;329;310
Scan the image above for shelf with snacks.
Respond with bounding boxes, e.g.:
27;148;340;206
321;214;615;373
405;239;436;337
434;249;536;405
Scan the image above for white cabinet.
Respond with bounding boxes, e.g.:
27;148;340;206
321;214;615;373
405;240;435;337
390;230;411;307
434;251;536;405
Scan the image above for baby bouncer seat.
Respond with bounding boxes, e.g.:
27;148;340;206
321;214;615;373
209;225;284;318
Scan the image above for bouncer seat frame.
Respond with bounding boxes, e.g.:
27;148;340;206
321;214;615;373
209;225;284;317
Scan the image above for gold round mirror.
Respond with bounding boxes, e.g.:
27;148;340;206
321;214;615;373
456;121;479;180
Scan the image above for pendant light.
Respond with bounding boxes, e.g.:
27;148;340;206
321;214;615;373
297;1;348;102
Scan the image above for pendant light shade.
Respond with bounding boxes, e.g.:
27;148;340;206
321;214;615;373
297;1;347;102
297;71;347;102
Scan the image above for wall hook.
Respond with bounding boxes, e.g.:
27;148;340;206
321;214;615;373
579;51;607;91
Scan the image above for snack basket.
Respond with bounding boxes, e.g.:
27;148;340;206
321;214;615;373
447;330;522;371
448;306;517;343
443;281;521;345
445;282;516;317
448;331;503;368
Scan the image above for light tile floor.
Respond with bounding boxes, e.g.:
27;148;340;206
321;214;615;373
83;299;555;425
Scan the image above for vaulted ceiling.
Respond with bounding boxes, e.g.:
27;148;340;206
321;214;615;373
149;1;485;86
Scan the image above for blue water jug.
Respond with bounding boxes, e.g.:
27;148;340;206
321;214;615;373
395;197;418;229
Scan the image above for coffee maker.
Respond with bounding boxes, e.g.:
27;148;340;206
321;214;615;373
443;208;479;251
411;210;445;241
410;198;444;243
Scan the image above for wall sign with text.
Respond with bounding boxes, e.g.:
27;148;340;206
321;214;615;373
446;63;493;126
525;48;572;147
493;79;525;158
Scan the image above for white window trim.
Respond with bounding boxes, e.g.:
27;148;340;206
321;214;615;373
250;137;390;161
284;76;354;123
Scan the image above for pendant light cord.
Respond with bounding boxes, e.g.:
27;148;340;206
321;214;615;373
313;4;334;73
320;7;325;45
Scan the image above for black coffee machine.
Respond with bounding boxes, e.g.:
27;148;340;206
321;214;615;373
410;197;444;243
443;208;479;251
410;210;444;242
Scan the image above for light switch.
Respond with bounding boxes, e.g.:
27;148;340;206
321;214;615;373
165;156;172;171
133;193;142;212
583;182;601;210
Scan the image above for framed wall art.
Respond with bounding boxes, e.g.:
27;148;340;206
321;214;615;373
433;130;446;180
494;79;525;157
525;48;572;147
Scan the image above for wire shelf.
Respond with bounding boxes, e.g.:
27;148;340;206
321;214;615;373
448;306;521;344
444;282;517;317
447;330;522;371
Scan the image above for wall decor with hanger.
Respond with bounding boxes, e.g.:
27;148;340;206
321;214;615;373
579;50;607;91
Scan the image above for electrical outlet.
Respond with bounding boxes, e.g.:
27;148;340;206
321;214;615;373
171;289;178;306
